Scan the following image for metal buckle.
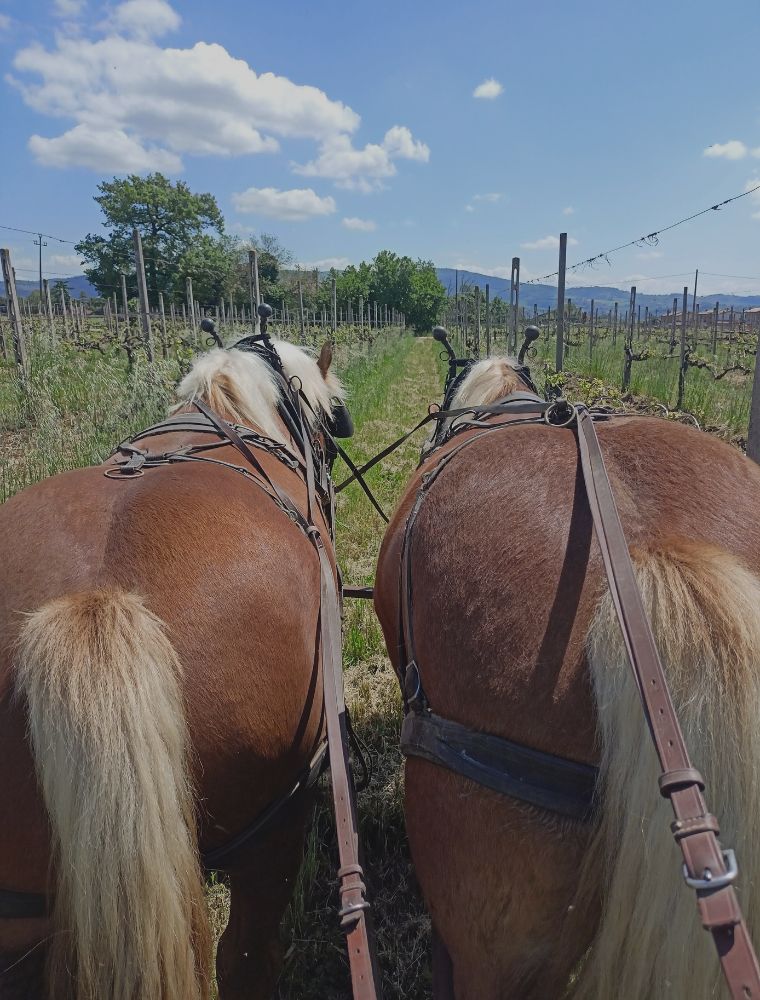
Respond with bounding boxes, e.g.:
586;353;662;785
544;398;578;428
683;849;738;890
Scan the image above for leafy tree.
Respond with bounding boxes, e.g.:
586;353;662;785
176;234;242;306
51;279;71;305
75;173;223;306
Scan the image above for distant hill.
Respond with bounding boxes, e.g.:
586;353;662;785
436;268;760;314
0;275;98;300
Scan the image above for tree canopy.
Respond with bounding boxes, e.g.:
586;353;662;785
76;173;224;306
334;251;445;332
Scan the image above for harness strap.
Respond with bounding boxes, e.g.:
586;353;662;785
575;407;760;999
401;712;597;820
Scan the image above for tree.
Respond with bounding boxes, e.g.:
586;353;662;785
51;279;71;305
176;235;242;306
75;173;223;307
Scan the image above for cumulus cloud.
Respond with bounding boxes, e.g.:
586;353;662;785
521;235;579;251
53;0;85;16
107;0;181;38
562;205;575;215
10;4;360;172
703;140;750;160
293;125;429;191
465;192;502;211
342;217;376;231
231;186;336;221
473;78;503;99
298;256;350;271
30;123;182;172
0;13;11;30
10;2;427;186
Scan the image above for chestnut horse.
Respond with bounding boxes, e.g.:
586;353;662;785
0;338;346;999
375;355;760;999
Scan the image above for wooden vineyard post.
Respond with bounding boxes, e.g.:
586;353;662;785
677;286;689;410
555;234;567;372
747;324;760;463
158;293;168;359
43;278;55;347
485;283;491;356
298;280;306;344
185;276;196;344
613;301;618;345
622;286;636;391
509;257;520;354
589;299;595;360
133;230;154;362
248;251;260;334
474;286;481;357
332;277;337;336
0;249;30;383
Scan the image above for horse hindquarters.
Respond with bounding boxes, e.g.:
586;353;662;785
576;541;760;999
14;589;211;1000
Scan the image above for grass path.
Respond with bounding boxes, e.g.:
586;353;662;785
276;335;444;1000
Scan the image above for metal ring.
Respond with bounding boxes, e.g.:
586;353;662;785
544;400;578;428
428;402;441;415
288;375;303;394
104;467;144;479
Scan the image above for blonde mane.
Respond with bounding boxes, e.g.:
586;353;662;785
450;356;526;408
175;340;345;442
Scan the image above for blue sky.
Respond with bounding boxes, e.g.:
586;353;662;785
2;0;760;296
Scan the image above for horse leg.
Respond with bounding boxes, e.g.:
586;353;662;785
406;761;598;1000
215;802;311;1000
432;926;455;1000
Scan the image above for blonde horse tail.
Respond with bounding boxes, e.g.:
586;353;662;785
574;540;760;999
14;589;211;1000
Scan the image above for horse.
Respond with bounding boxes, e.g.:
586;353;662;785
0;336;348;1000
374;353;760;999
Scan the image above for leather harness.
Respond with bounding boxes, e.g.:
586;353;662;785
2;340;381;1000
396;386;760;999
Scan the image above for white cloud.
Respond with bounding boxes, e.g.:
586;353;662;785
48;252;86;272
53;0;85;16
382;125;429;162
298;256;350;271
0;12;11;30
473;78;503;99
293;125;429;191
107;0;181;39
466;191;502;211
342;217;376;231
29;124;182;172
10;11;361;172
521;235;579;251
635;250;664;260
703;140;748;160
231;186;336;221
562;205;575;215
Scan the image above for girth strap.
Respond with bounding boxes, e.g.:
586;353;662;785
575;406;760;999
401;711;597;821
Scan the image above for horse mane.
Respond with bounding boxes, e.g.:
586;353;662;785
175;340;345;441
450;356;525;408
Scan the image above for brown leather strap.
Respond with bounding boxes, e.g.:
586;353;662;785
576;407;760;999
311;531;381;999
194;397;381;997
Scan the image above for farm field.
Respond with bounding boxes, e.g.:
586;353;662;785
1;322;758;999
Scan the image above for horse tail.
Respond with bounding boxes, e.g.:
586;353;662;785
575;539;760;999
14;589;211;1000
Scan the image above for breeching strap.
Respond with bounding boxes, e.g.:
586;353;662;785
576;406;760;999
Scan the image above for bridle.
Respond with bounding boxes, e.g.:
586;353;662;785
2;309;382;1000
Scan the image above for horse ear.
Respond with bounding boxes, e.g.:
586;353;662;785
317;341;333;378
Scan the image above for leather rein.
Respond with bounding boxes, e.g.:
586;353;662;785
2;348;382;1000
394;388;760;999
